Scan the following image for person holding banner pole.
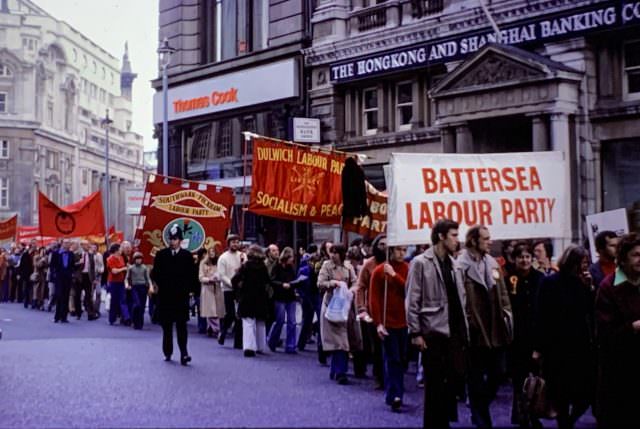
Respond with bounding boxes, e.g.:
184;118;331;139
354;234;387;389
406;219;468;429
370;244;408;412
459;225;513;429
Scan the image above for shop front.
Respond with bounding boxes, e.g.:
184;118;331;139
152;57;310;245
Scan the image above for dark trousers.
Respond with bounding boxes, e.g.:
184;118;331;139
330;350;349;378
382;328;408;405
220;290;242;348
162;320;188;358
423;336;464;429
195;296;207;334
21;277;32;308
148;294;158;323
108;282;130;324
131;285;148;329
353;321;384;385
9;271;18;302
0;276;8;302
297;293;318;350
54;278;72;322
74;273;95;319
468;347;502;428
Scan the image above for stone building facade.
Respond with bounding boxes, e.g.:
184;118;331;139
0;0;145;238
306;0;640;242
154;0;311;245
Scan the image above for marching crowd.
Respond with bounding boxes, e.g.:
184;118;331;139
1;221;639;429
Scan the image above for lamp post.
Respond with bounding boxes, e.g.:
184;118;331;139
157;37;175;176
101;109;113;238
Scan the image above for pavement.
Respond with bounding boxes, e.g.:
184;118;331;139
0;302;596;428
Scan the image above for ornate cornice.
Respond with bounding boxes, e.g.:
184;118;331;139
304;0;595;66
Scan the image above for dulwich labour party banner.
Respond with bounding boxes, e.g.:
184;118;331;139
387;151;569;245
248;138;346;224
134;174;234;264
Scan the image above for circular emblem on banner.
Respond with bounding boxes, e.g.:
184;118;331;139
162;218;206;253
55;212;76;235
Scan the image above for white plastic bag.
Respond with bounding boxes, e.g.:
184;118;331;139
324;282;353;323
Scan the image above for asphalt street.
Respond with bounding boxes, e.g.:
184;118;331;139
0;302;596;428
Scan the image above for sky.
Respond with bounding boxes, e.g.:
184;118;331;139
33;0;159;150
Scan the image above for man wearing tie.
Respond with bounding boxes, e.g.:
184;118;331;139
52;239;75;323
151;225;198;365
74;240;98;321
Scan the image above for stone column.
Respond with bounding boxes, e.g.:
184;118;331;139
531;115;549;152
550;112;574;251
441;128;455;153
455;123;473;153
591;141;602;212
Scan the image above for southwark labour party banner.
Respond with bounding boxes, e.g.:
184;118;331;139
249;138;346;224
134;174;234;264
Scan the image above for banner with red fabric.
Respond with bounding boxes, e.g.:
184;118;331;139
134;174;234;264
38;191;106;238
0;215;17;242
343;183;387;238
16;226;56;246
248;138;346;224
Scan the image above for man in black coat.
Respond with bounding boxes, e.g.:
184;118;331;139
51;239;75;323
19;240;36;308
151;224;198;365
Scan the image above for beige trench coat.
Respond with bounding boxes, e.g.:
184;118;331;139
199;261;225;319
318;260;362;352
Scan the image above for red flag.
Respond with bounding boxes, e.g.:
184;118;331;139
38;191;106;238
0;215;17;242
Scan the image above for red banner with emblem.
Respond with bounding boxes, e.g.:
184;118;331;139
343;183;387;238
134;174;234;264
38;191;106;238
248;138;346;224
0;215;17;242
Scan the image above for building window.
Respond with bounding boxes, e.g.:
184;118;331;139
0;92;6;113
0;63;12;76
190;125;211;162
0;177;8;208
0;140;8;158
46;150;58;169
411;0;444;18
82;169;87;185
624;40;640;99
220;0;267;61
396;81;414;131
363;87;378;135
218;120;232;157
72;49;77;62
243;115;256;155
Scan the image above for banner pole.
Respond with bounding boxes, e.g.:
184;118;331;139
383;245;389;329
240;133;250;240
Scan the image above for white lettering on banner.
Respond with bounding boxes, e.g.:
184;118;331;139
386;152;569;245
623;2;640;24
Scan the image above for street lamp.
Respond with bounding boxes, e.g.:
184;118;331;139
101;110;113;238
157;37;175;177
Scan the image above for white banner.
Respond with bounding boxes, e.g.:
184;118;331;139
585;208;628;263
387;151;569;245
